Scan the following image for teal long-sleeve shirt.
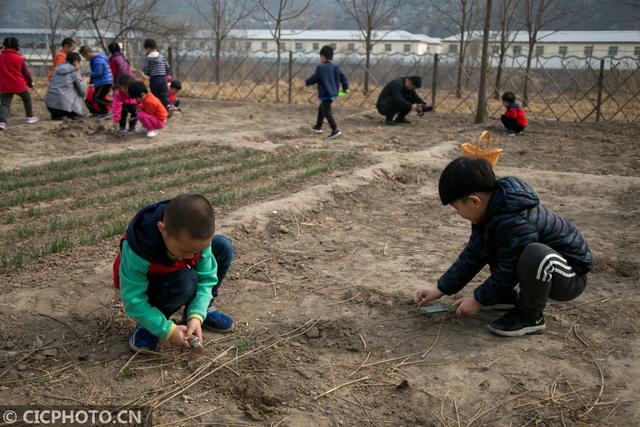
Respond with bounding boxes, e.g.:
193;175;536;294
118;240;218;339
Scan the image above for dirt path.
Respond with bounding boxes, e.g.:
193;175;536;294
0;100;638;426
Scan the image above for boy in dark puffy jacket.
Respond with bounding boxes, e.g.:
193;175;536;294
305;45;349;140
498;91;527;136
416;157;592;337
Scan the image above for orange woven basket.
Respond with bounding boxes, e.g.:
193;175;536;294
461;131;503;166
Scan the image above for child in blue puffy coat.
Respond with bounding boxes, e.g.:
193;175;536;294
79;46;113;119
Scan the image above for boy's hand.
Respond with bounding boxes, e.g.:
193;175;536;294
185;317;204;347
169;325;190;348
454;296;481;317
415;287;444;306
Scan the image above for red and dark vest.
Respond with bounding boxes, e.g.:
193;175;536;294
112;235;200;289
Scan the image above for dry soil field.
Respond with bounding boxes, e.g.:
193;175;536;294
0;99;639;426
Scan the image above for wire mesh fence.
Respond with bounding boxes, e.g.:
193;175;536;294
22;46;640;123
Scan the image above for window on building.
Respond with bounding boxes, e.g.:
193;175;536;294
535;45;544;57
329;43;337;50
584;46;593;57
608;46;618;57
404;44;411;53
513;45;522;56
199;41;205;49
635;46;640;56
491;45;500;55
313;42;319;51
348;43;355;51
449;44;458;54
385;43;392;52
295;42;303;51
229;40;236;50
245;42;251;50
558;46;568;57
261;41;268;50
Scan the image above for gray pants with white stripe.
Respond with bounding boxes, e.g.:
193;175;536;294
517;243;587;314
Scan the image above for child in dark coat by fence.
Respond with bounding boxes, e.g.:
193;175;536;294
416;157;592;337
305;45;349;140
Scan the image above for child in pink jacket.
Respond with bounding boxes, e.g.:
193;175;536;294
112;74;137;132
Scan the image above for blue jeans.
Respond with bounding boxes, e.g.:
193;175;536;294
147;235;235;319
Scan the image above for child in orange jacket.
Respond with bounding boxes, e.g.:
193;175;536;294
128;81;167;138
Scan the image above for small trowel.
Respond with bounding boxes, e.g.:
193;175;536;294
419;304;455;315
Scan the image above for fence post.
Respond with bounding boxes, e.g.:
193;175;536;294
595;59;605;122
288;50;293;104
431;53;439;111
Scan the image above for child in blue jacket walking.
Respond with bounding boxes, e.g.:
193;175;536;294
79;46;113;119
305;45;348;140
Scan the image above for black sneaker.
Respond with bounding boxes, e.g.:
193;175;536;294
384;119;397;126
328;129;342;139
486;308;545;337
395;116;411;124
311;125;323;133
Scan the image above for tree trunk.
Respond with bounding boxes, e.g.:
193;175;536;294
493;53;504;100
276;41;281;103
475;0;493;124
364;35;371;95
215;38;221;85
456;53;464;98
523;45;534;107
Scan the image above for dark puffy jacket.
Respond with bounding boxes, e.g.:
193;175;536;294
305;60;349;101
437;177;592;305
376;78;424;114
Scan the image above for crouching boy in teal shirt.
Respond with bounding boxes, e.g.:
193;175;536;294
113;194;236;351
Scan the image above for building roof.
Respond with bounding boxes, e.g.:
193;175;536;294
0;27;116;39
442;30;640;44
193;29;441;44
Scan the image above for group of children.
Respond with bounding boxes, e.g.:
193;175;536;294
116;155;591;351
107;45;578;352
0;36;182;137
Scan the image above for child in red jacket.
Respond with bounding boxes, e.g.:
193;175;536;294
498;91;527;136
0;37;39;130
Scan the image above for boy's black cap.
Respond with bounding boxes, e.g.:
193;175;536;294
438;156;496;205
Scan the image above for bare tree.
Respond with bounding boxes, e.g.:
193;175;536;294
66;0;167;52
474;0;492;123
65;0;112;51
254;0;311;102
520;0;578;106
431;0;480;98
38;0;73;58
193;0;255;84
492;0;518;99
335;0;407;95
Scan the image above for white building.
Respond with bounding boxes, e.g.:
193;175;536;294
442;30;640;59
188;29;442;56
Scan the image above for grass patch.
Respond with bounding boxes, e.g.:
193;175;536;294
0;149;359;271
